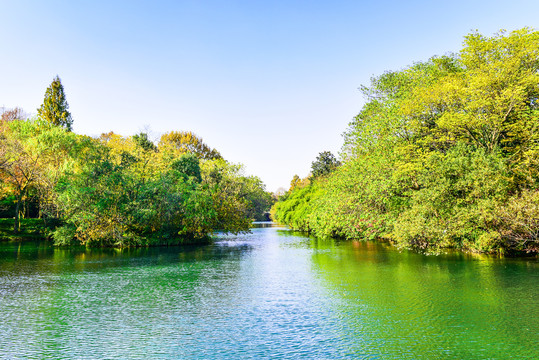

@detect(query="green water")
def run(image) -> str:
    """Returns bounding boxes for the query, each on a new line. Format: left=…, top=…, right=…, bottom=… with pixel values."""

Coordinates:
left=0, top=224, right=537, bottom=359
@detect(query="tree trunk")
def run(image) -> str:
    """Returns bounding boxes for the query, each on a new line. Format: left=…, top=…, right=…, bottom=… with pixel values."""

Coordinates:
left=13, top=193, right=22, bottom=233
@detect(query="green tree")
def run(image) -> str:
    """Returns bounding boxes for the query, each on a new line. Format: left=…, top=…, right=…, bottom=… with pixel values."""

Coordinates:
left=0, top=131, right=37, bottom=232
left=200, top=160, right=252, bottom=233
left=0, top=119, right=81, bottom=232
left=311, top=151, right=341, bottom=178
left=273, top=28, right=539, bottom=254
left=37, top=76, right=73, bottom=131
left=290, top=174, right=310, bottom=191
left=159, top=131, right=222, bottom=160
left=402, top=29, right=539, bottom=156
left=132, top=132, right=157, bottom=152
left=239, top=175, right=273, bottom=221
left=171, top=153, right=202, bottom=182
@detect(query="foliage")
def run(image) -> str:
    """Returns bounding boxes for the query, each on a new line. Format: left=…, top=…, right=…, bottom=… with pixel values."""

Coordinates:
left=0, top=119, right=81, bottom=232
left=159, top=131, right=222, bottom=160
left=50, top=137, right=268, bottom=246
left=273, top=28, right=539, bottom=254
left=271, top=181, right=324, bottom=232
left=240, top=175, right=274, bottom=221
left=493, top=189, right=539, bottom=253
left=1, top=118, right=269, bottom=246
left=391, top=144, right=511, bottom=250
left=311, top=151, right=341, bottom=178
left=171, top=153, right=202, bottom=182
left=37, top=76, right=73, bottom=131
left=1, top=107, right=27, bottom=121
left=289, top=174, right=310, bottom=192
left=132, top=132, right=157, bottom=152
left=201, top=160, right=259, bottom=229
left=0, top=218, right=47, bottom=241
left=53, top=154, right=217, bottom=247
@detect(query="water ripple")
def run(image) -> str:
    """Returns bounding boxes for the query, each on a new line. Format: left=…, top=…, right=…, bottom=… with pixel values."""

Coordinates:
left=0, top=230, right=537, bottom=359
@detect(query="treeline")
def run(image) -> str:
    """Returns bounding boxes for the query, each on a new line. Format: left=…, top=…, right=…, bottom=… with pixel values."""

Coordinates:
left=1, top=79, right=272, bottom=247
left=272, top=28, right=539, bottom=254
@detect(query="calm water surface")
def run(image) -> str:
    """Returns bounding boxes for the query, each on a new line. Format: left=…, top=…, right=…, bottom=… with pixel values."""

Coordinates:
left=0, top=224, right=537, bottom=359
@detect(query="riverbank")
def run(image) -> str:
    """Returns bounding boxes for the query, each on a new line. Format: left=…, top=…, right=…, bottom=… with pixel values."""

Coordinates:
left=3, top=218, right=536, bottom=258
left=0, top=218, right=224, bottom=247
left=0, top=218, right=48, bottom=241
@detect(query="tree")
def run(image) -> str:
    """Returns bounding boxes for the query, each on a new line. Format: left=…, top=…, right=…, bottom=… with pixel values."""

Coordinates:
left=290, top=174, right=310, bottom=191
left=0, top=125, right=42, bottom=232
left=311, top=151, right=341, bottom=178
left=273, top=28, right=539, bottom=254
left=200, top=160, right=254, bottom=233
left=132, top=132, right=157, bottom=152
left=37, top=75, right=73, bottom=131
left=159, top=131, right=222, bottom=160
left=1, top=107, right=26, bottom=122
left=171, top=153, right=202, bottom=182
left=0, top=119, right=82, bottom=232
left=237, top=175, right=273, bottom=221
left=402, top=28, right=539, bottom=157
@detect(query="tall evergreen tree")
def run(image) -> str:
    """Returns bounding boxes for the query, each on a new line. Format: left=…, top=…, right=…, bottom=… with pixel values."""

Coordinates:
left=37, top=75, right=73, bottom=131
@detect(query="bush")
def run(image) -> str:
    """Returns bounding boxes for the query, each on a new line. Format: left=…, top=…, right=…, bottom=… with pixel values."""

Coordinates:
left=495, top=190, right=539, bottom=253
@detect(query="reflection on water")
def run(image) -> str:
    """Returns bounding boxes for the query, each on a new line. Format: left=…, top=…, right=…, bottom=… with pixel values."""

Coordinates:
left=0, top=228, right=537, bottom=359
left=309, top=238, right=539, bottom=359
left=250, top=221, right=282, bottom=228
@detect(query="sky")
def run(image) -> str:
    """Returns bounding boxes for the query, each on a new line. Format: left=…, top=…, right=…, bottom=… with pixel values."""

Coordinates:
left=1, top=0, right=538, bottom=192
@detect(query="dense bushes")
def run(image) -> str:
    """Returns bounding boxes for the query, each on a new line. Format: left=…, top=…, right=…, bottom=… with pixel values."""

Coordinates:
left=1, top=119, right=272, bottom=246
left=273, top=28, right=539, bottom=254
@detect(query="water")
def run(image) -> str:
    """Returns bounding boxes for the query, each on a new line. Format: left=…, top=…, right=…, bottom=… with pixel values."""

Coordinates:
left=0, top=224, right=537, bottom=359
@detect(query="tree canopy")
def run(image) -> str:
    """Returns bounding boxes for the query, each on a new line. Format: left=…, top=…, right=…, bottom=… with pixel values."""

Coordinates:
left=37, top=75, right=73, bottom=131
left=1, top=107, right=26, bottom=122
left=0, top=119, right=272, bottom=246
left=311, top=151, right=341, bottom=178
left=159, top=131, right=222, bottom=160
left=273, top=28, right=539, bottom=254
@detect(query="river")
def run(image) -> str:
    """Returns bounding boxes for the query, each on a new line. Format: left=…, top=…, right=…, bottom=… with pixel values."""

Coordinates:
left=0, top=223, right=537, bottom=359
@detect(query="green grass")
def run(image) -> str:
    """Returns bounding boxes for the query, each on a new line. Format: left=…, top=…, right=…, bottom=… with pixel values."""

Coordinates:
left=0, top=218, right=49, bottom=241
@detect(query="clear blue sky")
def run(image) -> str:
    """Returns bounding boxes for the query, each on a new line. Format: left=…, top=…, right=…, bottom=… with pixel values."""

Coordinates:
left=1, top=0, right=538, bottom=192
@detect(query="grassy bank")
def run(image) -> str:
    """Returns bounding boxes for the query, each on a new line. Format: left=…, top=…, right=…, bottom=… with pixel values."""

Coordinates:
left=0, top=218, right=49, bottom=241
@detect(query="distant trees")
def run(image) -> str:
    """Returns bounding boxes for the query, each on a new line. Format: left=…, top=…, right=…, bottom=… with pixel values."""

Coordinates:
left=311, top=151, right=340, bottom=178
left=1, top=107, right=26, bottom=122
left=240, top=176, right=274, bottom=221
left=290, top=174, right=310, bottom=191
left=159, top=131, right=222, bottom=160
left=37, top=75, right=73, bottom=131
left=0, top=75, right=275, bottom=245
left=132, top=132, right=157, bottom=152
